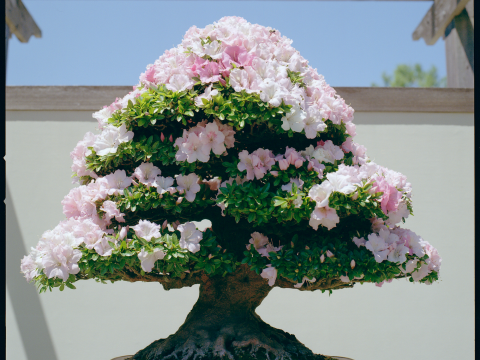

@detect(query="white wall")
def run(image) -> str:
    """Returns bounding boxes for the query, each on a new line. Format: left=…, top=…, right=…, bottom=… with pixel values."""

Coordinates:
left=6, top=111, right=474, bottom=360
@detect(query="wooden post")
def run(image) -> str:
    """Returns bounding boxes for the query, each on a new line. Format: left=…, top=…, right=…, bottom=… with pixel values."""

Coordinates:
left=444, top=0, right=474, bottom=87
left=413, top=0, right=474, bottom=88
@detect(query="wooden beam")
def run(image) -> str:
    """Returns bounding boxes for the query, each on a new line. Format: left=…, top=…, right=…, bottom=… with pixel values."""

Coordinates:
left=5, top=86, right=474, bottom=113
left=412, top=0, right=470, bottom=45
left=5, top=0, right=42, bottom=43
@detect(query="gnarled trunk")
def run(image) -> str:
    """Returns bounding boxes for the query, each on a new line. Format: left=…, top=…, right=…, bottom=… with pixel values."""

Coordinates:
left=133, top=266, right=334, bottom=360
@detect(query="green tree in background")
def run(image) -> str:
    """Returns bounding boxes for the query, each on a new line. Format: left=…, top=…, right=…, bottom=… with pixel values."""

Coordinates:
left=372, top=64, right=446, bottom=87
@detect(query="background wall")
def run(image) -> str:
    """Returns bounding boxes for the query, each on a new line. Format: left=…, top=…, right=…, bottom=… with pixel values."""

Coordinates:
left=6, top=110, right=474, bottom=360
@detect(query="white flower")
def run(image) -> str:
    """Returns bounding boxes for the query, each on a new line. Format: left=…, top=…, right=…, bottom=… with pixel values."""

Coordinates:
left=92, top=107, right=113, bottom=130
left=181, top=133, right=211, bottom=163
left=138, top=248, right=166, bottom=272
left=176, top=173, right=201, bottom=202
left=155, top=176, right=175, bottom=196
left=132, top=220, right=161, bottom=242
left=281, top=104, right=306, bottom=133
left=166, top=74, right=194, bottom=92
left=385, top=201, right=410, bottom=226
left=308, top=181, right=333, bottom=208
left=203, top=40, right=223, bottom=59
left=309, top=206, right=339, bottom=230
left=259, top=78, right=287, bottom=107
left=178, top=222, right=202, bottom=253
left=20, top=255, right=38, bottom=282
left=326, top=173, right=356, bottom=194
left=303, top=107, right=326, bottom=139
left=260, top=265, right=277, bottom=287
left=93, top=124, right=134, bottom=156
left=365, top=233, right=389, bottom=263
left=194, top=84, right=219, bottom=107
left=387, top=243, right=409, bottom=263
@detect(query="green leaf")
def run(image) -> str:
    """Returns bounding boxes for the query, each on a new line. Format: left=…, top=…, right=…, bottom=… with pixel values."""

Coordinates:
left=65, top=282, right=76, bottom=290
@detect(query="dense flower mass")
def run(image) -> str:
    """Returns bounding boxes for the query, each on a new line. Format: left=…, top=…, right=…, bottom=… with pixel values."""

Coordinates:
left=21, top=16, right=440, bottom=293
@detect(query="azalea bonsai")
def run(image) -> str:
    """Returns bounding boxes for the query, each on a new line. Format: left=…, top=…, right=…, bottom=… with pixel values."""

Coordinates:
left=21, top=16, right=441, bottom=360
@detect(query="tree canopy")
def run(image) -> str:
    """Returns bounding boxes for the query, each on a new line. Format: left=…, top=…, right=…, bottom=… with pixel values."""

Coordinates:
left=21, top=17, right=441, bottom=295
left=372, top=63, right=446, bottom=87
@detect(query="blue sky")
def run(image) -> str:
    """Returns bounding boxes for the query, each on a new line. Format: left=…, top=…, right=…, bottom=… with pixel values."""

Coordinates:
left=6, top=0, right=446, bottom=87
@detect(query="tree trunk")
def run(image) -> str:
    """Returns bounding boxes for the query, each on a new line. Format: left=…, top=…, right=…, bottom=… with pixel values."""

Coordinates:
left=132, top=266, right=333, bottom=360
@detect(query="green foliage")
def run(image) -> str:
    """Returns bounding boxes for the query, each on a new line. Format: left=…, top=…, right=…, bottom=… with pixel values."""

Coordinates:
left=372, top=63, right=446, bottom=87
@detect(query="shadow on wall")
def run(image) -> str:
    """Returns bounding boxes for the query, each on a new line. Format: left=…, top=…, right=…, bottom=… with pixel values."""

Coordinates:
left=6, top=183, right=58, bottom=360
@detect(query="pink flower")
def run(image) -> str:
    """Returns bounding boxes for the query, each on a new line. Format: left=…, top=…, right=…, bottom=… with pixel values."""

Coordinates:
left=105, top=170, right=132, bottom=196
left=199, top=122, right=226, bottom=155
left=278, top=159, right=289, bottom=170
left=100, top=200, right=125, bottom=224
left=326, top=250, right=334, bottom=258
left=371, top=176, right=403, bottom=215
left=221, top=45, right=254, bottom=69
left=181, top=132, right=211, bottom=163
left=198, top=61, right=222, bottom=83
left=284, top=147, right=305, bottom=168
left=238, top=150, right=261, bottom=180
left=20, top=255, right=38, bottom=282
left=176, top=173, right=201, bottom=202
left=215, top=120, right=235, bottom=148
left=133, top=162, right=161, bottom=187
left=132, top=220, right=161, bottom=242
left=350, top=260, right=356, bottom=269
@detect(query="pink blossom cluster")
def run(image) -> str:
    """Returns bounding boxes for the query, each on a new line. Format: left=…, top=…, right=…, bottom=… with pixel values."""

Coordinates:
left=352, top=224, right=441, bottom=283
left=236, top=145, right=327, bottom=182
left=308, top=161, right=412, bottom=231
left=237, top=149, right=276, bottom=180
left=131, top=162, right=204, bottom=203
left=61, top=170, right=131, bottom=229
left=70, top=132, right=98, bottom=182
left=70, top=124, right=134, bottom=184
left=20, top=218, right=108, bottom=282
left=129, top=16, right=355, bottom=139
left=134, top=220, right=203, bottom=272
left=174, top=120, right=235, bottom=163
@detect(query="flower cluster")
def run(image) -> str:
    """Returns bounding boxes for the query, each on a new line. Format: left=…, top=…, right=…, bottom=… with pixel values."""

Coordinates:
left=354, top=223, right=441, bottom=284
left=174, top=120, right=235, bottom=163
left=22, top=17, right=441, bottom=292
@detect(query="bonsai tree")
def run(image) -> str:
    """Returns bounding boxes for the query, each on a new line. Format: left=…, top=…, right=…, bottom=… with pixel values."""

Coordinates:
left=21, top=16, right=441, bottom=360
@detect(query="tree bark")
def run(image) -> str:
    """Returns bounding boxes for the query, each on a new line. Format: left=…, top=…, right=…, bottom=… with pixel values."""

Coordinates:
left=132, top=265, right=335, bottom=360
